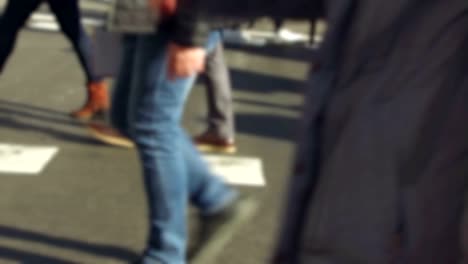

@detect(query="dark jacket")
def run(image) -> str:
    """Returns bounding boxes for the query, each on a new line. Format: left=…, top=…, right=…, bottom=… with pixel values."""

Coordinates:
left=180, top=0, right=468, bottom=263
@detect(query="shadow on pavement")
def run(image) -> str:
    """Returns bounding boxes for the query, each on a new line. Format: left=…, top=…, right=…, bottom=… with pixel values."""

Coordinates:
left=0, top=99, right=101, bottom=145
left=0, top=225, right=138, bottom=263
left=0, top=116, right=101, bottom=145
left=234, top=98, right=303, bottom=112
left=0, top=246, right=73, bottom=264
left=0, top=99, right=69, bottom=116
left=225, top=42, right=317, bottom=63
left=236, top=113, right=299, bottom=142
left=230, top=68, right=305, bottom=94
left=0, top=104, right=81, bottom=128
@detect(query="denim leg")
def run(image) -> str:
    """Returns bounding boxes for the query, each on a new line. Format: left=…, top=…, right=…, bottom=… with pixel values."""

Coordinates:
left=126, top=32, right=194, bottom=264
left=126, top=31, right=235, bottom=264
left=181, top=130, right=238, bottom=214
left=186, top=32, right=238, bottom=214
left=110, top=35, right=138, bottom=136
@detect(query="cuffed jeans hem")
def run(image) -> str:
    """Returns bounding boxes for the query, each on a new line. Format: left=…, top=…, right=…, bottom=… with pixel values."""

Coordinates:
left=141, top=250, right=184, bottom=264
left=202, top=189, right=239, bottom=216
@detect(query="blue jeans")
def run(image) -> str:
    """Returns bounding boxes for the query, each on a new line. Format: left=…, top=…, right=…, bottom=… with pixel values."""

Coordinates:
left=110, top=30, right=238, bottom=264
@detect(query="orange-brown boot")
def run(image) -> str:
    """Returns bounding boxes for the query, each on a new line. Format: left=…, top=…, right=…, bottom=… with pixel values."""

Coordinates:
left=71, top=81, right=110, bottom=121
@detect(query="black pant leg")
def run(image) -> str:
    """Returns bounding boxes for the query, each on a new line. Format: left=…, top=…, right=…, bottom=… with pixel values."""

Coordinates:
left=0, top=0, right=42, bottom=72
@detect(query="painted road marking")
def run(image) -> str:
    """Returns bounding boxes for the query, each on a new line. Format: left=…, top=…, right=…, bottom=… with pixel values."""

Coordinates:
left=204, top=155, right=265, bottom=187
left=0, top=143, right=264, bottom=186
left=223, top=28, right=310, bottom=46
left=0, top=144, right=58, bottom=175
left=27, top=21, right=60, bottom=32
left=27, top=13, right=104, bottom=32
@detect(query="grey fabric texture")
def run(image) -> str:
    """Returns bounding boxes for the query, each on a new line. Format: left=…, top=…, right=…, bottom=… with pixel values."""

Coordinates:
left=184, top=0, right=468, bottom=263
left=201, top=42, right=235, bottom=140
left=108, top=0, right=158, bottom=33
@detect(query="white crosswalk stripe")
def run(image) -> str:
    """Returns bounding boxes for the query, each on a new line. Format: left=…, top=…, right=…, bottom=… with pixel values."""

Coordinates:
left=0, top=144, right=58, bottom=175
left=204, top=155, right=266, bottom=187
left=27, top=12, right=105, bottom=32
left=0, top=143, right=265, bottom=188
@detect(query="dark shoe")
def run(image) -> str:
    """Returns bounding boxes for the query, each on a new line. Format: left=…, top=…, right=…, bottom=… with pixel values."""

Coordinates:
left=193, top=131, right=237, bottom=154
left=88, top=122, right=134, bottom=148
left=131, top=259, right=164, bottom=264
left=71, top=81, right=110, bottom=121
left=131, top=255, right=165, bottom=264
left=189, top=195, right=258, bottom=264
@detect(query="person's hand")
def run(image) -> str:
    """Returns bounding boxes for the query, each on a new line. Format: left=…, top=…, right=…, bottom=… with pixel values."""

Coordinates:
left=148, top=0, right=177, bottom=17
left=167, top=42, right=207, bottom=80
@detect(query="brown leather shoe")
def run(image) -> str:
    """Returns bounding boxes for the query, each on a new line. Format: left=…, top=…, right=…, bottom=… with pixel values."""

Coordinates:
left=194, top=131, right=237, bottom=154
left=88, top=123, right=134, bottom=148
left=71, top=81, right=110, bottom=121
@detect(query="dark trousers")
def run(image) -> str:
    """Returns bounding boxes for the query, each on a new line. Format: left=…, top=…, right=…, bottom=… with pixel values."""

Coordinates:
left=0, top=0, right=99, bottom=83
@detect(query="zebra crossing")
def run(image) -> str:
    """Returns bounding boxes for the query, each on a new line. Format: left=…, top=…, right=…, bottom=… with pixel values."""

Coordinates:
left=0, top=142, right=266, bottom=187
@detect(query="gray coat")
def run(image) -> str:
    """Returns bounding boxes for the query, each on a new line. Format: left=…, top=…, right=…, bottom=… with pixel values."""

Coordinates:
left=107, top=0, right=157, bottom=33
left=107, top=0, right=216, bottom=46
left=182, top=0, right=468, bottom=263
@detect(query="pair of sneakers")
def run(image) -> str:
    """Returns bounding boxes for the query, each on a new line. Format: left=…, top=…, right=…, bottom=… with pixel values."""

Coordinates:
left=132, top=195, right=257, bottom=264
